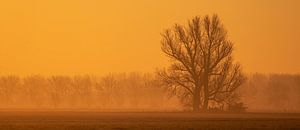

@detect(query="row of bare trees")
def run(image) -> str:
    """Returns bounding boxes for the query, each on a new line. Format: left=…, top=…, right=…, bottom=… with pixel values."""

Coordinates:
left=159, top=15, right=245, bottom=111
left=0, top=73, right=176, bottom=110
left=1, top=73, right=299, bottom=112
left=241, top=73, right=300, bottom=112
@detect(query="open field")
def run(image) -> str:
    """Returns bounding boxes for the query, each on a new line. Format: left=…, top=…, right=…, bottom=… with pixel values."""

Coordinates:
left=0, top=111, right=299, bottom=130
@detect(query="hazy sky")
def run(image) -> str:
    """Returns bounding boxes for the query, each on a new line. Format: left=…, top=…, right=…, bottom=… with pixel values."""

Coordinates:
left=0, top=0, right=299, bottom=76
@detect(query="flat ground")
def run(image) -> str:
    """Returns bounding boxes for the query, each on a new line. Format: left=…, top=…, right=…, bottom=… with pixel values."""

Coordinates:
left=0, top=111, right=299, bottom=130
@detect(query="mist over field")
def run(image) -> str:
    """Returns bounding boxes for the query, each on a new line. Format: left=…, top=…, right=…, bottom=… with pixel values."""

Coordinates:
left=0, top=73, right=298, bottom=112
left=0, top=73, right=179, bottom=110
left=241, top=73, right=300, bottom=112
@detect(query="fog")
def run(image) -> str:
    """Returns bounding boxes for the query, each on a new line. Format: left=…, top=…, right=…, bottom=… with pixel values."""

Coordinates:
left=0, top=72, right=179, bottom=111
left=241, top=73, right=300, bottom=112
left=0, top=72, right=299, bottom=112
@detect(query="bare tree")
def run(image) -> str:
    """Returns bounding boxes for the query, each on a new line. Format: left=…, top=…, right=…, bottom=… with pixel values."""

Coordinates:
left=101, top=73, right=117, bottom=106
left=160, top=14, right=245, bottom=111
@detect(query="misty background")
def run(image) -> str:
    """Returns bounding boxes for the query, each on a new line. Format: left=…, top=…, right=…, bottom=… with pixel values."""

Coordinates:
left=0, top=73, right=299, bottom=112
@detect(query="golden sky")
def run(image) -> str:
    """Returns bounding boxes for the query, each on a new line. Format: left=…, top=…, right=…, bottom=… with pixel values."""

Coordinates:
left=0, top=0, right=299, bottom=76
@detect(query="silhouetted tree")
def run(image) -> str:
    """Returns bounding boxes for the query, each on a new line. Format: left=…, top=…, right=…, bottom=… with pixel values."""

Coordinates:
left=160, top=14, right=245, bottom=111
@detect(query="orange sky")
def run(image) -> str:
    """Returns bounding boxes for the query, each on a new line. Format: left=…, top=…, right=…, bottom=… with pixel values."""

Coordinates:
left=0, top=0, right=299, bottom=76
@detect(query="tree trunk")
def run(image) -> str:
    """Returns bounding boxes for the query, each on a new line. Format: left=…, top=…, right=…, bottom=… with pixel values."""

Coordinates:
left=203, top=72, right=209, bottom=111
left=192, top=85, right=201, bottom=112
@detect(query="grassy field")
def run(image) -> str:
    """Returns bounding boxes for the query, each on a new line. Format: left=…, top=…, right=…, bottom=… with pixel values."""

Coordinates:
left=0, top=111, right=299, bottom=130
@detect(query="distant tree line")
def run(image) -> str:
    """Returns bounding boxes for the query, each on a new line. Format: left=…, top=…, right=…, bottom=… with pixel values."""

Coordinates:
left=0, top=73, right=299, bottom=112
left=0, top=73, right=177, bottom=110
left=241, top=73, right=300, bottom=112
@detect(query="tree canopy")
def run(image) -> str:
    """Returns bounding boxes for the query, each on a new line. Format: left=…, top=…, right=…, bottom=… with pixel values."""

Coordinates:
left=160, top=14, right=245, bottom=111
